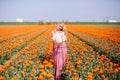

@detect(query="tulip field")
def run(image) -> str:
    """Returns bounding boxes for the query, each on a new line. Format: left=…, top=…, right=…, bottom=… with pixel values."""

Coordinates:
left=0, top=25, right=120, bottom=80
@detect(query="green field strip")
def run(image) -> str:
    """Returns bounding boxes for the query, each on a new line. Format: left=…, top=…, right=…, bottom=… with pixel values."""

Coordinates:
left=0, top=22, right=120, bottom=26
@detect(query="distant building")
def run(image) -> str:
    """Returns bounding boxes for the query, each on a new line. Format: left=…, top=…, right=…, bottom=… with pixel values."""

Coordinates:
left=16, top=18, right=23, bottom=22
left=108, top=20, right=117, bottom=23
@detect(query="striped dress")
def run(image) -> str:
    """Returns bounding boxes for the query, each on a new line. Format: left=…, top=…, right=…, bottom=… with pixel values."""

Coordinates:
left=52, top=31, right=67, bottom=80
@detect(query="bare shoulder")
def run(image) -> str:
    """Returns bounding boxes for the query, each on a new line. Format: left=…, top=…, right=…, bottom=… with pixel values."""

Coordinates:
left=52, top=30, right=55, bottom=32
left=52, top=30, right=57, bottom=35
left=62, top=31, right=65, bottom=34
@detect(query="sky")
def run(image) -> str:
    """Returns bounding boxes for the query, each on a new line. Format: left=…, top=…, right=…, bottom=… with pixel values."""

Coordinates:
left=0, top=0, right=120, bottom=22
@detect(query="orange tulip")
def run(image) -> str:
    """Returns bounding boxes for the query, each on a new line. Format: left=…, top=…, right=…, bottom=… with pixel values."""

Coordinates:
left=46, top=73, right=54, bottom=79
left=0, top=76, right=4, bottom=80
left=38, top=75, right=43, bottom=80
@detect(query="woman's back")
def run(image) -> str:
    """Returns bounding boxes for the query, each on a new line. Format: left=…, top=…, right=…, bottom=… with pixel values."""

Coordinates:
left=52, top=31, right=67, bottom=45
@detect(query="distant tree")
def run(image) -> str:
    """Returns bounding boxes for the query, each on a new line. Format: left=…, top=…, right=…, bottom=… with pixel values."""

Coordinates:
left=64, top=20, right=69, bottom=24
left=38, top=20, right=44, bottom=25
left=46, top=21, right=52, bottom=25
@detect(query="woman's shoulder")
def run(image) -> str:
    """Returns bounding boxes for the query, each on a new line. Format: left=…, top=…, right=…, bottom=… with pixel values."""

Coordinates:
left=52, top=30, right=56, bottom=33
left=52, top=30, right=58, bottom=35
left=52, top=30, right=54, bottom=33
left=52, top=30, right=55, bottom=35
left=61, top=31, right=65, bottom=34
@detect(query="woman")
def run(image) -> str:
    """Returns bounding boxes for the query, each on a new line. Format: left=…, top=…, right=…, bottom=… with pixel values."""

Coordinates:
left=52, top=22, right=68, bottom=80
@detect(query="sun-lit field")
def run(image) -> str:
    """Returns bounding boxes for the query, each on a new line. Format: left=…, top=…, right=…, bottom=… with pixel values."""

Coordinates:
left=0, top=25, right=120, bottom=80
